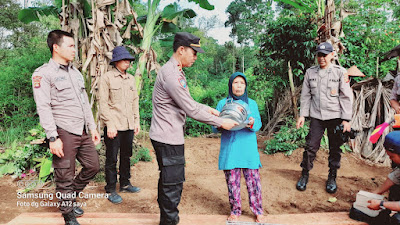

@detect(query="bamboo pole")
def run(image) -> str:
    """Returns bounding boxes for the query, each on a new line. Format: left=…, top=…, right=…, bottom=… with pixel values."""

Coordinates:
left=376, top=57, right=379, bottom=78
left=288, top=61, right=299, bottom=119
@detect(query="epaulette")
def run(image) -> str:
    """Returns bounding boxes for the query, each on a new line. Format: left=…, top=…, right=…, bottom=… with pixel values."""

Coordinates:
left=308, top=65, right=319, bottom=71
left=332, top=64, right=347, bottom=73
left=33, top=63, right=48, bottom=73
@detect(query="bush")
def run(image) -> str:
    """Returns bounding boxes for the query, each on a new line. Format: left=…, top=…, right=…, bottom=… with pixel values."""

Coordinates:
left=0, top=37, right=49, bottom=145
left=130, top=146, right=152, bottom=166
left=0, top=125, right=51, bottom=181
left=264, top=117, right=309, bottom=156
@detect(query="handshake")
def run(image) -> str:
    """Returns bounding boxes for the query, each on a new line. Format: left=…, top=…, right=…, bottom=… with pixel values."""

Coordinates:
left=334, top=124, right=357, bottom=143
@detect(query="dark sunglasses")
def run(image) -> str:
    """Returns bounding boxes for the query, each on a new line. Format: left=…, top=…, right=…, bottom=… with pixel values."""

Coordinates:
left=317, top=52, right=328, bottom=57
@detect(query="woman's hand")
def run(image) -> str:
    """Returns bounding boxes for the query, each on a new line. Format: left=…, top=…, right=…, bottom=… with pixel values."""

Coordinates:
left=246, top=117, right=254, bottom=128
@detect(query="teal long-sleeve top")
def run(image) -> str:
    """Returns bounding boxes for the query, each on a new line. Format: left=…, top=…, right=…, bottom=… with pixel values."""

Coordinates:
left=212, top=98, right=262, bottom=170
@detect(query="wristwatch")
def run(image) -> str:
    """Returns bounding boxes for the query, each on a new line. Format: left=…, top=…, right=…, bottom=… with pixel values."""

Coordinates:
left=49, top=136, right=57, bottom=142
left=379, top=200, right=386, bottom=210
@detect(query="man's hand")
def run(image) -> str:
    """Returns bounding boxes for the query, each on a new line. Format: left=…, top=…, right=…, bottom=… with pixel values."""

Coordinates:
left=208, top=108, right=220, bottom=116
left=107, top=128, right=118, bottom=139
left=342, top=120, right=351, bottom=133
left=50, top=138, right=64, bottom=158
left=134, top=125, right=141, bottom=136
left=246, top=117, right=255, bottom=128
left=390, top=99, right=400, bottom=114
left=91, top=129, right=101, bottom=145
left=367, top=199, right=381, bottom=210
left=296, top=116, right=305, bottom=129
left=221, top=119, right=239, bottom=130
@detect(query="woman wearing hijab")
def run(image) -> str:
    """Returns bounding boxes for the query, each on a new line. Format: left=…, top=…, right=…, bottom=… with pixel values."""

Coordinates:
left=213, top=72, right=265, bottom=223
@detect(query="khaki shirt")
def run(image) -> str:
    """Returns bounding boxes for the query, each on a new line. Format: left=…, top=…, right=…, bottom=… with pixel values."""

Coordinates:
left=98, top=67, right=140, bottom=131
left=300, top=64, right=353, bottom=121
left=390, top=74, right=400, bottom=101
left=32, top=59, right=96, bottom=138
left=149, top=57, right=224, bottom=145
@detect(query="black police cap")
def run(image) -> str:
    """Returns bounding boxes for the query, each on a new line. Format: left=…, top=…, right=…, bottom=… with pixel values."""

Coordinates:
left=174, top=32, right=205, bottom=53
left=316, top=42, right=334, bottom=54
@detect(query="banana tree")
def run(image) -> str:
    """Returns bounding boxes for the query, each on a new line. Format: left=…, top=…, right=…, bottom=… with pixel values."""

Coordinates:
left=134, top=1, right=202, bottom=93
left=18, top=0, right=214, bottom=126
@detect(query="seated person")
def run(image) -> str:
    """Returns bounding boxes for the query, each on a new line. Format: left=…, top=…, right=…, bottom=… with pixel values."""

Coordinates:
left=368, top=131, right=400, bottom=224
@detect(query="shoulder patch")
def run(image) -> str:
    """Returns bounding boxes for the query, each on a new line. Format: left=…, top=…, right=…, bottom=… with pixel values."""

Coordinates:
left=178, top=77, right=187, bottom=89
left=33, top=75, right=42, bottom=88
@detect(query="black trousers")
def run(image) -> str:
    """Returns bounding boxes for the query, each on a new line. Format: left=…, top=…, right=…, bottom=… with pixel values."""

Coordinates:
left=151, top=139, right=185, bottom=225
left=300, top=118, right=343, bottom=171
left=53, top=128, right=100, bottom=214
left=104, top=127, right=134, bottom=192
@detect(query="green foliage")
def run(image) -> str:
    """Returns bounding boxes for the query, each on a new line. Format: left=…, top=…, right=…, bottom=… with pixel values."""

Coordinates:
left=258, top=14, right=316, bottom=87
left=188, top=0, right=215, bottom=10
left=340, top=143, right=353, bottom=153
left=0, top=125, right=51, bottom=178
left=0, top=0, right=46, bottom=48
left=0, top=37, right=49, bottom=144
left=130, top=146, right=152, bottom=166
left=18, top=6, right=58, bottom=24
left=225, top=0, right=273, bottom=45
left=264, top=118, right=309, bottom=155
left=162, top=3, right=196, bottom=20
left=340, top=0, right=400, bottom=77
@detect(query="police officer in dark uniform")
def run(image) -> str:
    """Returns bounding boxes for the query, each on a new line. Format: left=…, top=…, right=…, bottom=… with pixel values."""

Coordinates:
left=149, top=32, right=238, bottom=225
left=32, top=30, right=100, bottom=225
left=296, top=42, right=353, bottom=194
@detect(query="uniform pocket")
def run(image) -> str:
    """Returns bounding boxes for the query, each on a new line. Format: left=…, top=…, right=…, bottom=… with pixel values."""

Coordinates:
left=110, top=81, right=122, bottom=102
left=161, top=155, right=185, bottom=185
left=310, top=81, right=318, bottom=95
left=52, top=159, right=71, bottom=169
left=328, top=82, right=339, bottom=97
left=54, top=81, right=74, bottom=101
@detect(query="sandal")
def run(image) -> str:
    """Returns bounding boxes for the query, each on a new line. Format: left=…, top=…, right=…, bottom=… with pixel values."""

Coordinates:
left=256, top=214, right=266, bottom=223
left=227, top=214, right=239, bottom=222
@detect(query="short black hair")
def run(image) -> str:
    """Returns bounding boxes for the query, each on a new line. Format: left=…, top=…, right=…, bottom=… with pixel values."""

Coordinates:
left=47, top=30, right=73, bottom=54
left=173, top=40, right=182, bottom=52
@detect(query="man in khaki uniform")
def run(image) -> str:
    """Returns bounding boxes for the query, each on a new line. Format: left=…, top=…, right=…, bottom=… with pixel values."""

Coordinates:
left=296, top=42, right=353, bottom=194
left=32, top=30, right=100, bottom=225
left=98, top=46, right=141, bottom=204
left=150, top=32, right=238, bottom=225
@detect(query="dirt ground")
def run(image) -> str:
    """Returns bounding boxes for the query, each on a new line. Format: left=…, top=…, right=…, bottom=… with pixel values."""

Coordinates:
left=0, top=135, right=392, bottom=224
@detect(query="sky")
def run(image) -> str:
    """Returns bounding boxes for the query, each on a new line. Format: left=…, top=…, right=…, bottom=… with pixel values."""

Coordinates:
left=149, top=0, right=235, bottom=44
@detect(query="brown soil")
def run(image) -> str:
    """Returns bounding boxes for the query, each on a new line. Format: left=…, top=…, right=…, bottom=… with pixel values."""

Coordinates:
left=0, top=135, right=391, bottom=224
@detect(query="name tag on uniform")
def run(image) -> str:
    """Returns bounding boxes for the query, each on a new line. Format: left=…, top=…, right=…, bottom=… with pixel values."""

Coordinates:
left=55, top=76, right=67, bottom=82
left=309, top=78, right=316, bottom=81
left=329, top=79, right=340, bottom=82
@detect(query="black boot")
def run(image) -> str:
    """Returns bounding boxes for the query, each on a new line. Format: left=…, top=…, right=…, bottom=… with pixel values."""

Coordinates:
left=296, top=169, right=309, bottom=191
left=63, top=211, right=80, bottom=225
left=326, top=169, right=337, bottom=193
left=73, top=206, right=84, bottom=217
